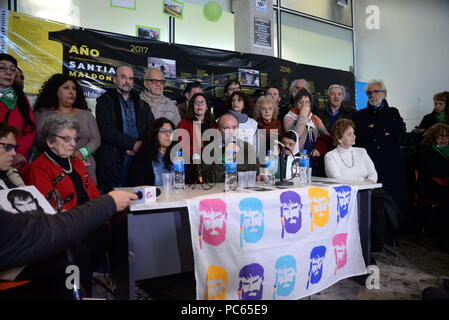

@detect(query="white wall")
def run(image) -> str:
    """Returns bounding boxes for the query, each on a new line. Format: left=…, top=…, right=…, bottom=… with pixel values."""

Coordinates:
left=354, top=0, right=449, bottom=131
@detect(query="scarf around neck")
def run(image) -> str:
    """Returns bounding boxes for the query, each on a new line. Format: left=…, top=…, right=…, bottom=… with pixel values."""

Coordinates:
left=0, top=87, right=18, bottom=110
left=432, top=143, right=449, bottom=159
left=228, top=109, right=249, bottom=123
left=435, top=111, right=447, bottom=123
left=140, top=90, right=162, bottom=109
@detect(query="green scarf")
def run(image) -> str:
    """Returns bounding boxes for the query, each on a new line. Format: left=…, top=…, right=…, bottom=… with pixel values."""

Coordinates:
left=435, top=111, right=447, bottom=123
left=0, top=88, right=17, bottom=110
left=432, top=143, right=449, bottom=159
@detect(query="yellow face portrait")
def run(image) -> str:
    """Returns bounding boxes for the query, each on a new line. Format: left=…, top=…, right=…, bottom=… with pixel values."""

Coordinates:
left=206, top=265, right=228, bottom=300
left=308, top=188, right=330, bottom=231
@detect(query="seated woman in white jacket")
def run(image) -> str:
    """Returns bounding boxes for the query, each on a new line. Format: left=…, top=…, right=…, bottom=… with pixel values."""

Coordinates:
left=325, top=119, right=378, bottom=183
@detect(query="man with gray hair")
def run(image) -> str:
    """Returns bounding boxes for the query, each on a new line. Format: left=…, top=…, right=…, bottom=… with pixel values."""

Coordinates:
left=318, top=84, right=356, bottom=131
left=140, top=67, right=181, bottom=126
left=279, top=79, right=318, bottom=120
left=353, top=79, right=408, bottom=215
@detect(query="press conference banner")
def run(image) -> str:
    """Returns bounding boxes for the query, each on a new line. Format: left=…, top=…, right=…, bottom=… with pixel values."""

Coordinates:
left=0, top=9, right=355, bottom=107
left=186, top=185, right=366, bottom=300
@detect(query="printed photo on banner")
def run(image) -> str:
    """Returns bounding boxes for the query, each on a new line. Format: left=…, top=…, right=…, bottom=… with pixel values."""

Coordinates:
left=148, top=57, right=177, bottom=78
left=255, top=0, right=268, bottom=13
left=110, top=0, right=136, bottom=10
left=0, top=186, right=56, bottom=215
left=163, top=0, right=184, bottom=19
left=136, top=25, right=160, bottom=40
left=239, top=68, right=260, bottom=87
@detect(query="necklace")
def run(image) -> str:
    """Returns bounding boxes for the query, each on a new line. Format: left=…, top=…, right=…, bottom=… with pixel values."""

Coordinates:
left=337, top=149, right=354, bottom=168
left=44, top=151, right=73, bottom=174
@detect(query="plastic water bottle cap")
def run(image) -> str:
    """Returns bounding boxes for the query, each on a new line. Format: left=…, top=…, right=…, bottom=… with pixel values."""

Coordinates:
left=302, top=149, right=307, bottom=154
left=268, top=150, right=273, bottom=155
left=177, top=150, right=182, bottom=156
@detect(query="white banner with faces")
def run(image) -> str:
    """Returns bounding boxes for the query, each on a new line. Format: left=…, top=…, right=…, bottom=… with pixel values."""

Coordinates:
left=187, top=184, right=366, bottom=300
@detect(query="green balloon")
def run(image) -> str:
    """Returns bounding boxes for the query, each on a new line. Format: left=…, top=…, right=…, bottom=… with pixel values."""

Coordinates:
left=203, top=1, right=222, bottom=22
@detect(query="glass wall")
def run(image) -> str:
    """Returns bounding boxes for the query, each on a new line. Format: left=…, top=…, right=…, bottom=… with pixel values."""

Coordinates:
left=281, top=0, right=352, bottom=27
left=17, top=0, right=170, bottom=42
left=174, top=0, right=234, bottom=51
left=280, top=12, right=353, bottom=71
left=15, top=0, right=354, bottom=71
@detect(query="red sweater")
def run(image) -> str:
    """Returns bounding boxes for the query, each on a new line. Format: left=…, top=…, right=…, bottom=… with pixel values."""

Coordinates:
left=28, top=153, right=100, bottom=210
left=177, top=119, right=216, bottom=160
left=0, top=98, right=36, bottom=159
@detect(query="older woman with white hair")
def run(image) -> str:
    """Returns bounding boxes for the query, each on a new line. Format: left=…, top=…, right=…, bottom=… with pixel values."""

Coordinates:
left=28, top=114, right=100, bottom=210
left=318, top=84, right=356, bottom=132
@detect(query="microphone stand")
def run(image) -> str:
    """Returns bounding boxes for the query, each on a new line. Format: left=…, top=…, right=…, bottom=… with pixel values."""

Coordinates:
left=47, top=189, right=82, bottom=300
left=275, top=145, right=293, bottom=187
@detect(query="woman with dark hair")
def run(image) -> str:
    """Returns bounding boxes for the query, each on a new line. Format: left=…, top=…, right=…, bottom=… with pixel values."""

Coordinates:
left=127, top=118, right=176, bottom=187
left=414, top=92, right=449, bottom=133
left=0, top=122, right=24, bottom=189
left=227, top=91, right=258, bottom=147
left=416, top=123, right=449, bottom=203
left=283, top=88, right=329, bottom=174
left=34, top=73, right=101, bottom=184
left=177, top=92, right=216, bottom=163
left=0, top=53, right=36, bottom=173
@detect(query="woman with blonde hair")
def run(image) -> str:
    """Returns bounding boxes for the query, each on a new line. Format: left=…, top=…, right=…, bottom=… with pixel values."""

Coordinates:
left=254, top=95, right=283, bottom=154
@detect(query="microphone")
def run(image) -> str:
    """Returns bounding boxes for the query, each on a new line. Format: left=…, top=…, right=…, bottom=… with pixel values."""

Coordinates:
left=192, top=153, right=203, bottom=184
left=274, top=139, right=292, bottom=154
left=132, top=186, right=161, bottom=205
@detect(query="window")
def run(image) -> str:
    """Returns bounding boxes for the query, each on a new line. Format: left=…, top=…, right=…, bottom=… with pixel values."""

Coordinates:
left=280, top=12, right=353, bottom=71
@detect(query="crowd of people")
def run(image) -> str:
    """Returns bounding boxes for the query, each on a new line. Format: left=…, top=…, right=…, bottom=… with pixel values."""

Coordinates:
left=1, top=51, right=448, bottom=299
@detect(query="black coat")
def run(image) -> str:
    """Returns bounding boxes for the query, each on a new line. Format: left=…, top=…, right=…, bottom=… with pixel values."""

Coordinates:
left=416, top=146, right=449, bottom=202
left=95, top=88, right=154, bottom=189
left=0, top=195, right=116, bottom=272
left=418, top=111, right=447, bottom=130
left=353, top=100, right=408, bottom=211
left=317, top=104, right=356, bottom=131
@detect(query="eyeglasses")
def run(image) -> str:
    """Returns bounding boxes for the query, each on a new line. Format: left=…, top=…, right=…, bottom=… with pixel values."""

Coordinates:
left=194, top=100, right=207, bottom=106
left=0, top=142, right=18, bottom=151
left=437, top=135, right=449, bottom=139
left=0, top=65, right=17, bottom=73
left=366, top=90, right=385, bottom=95
left=159, top=128, right=173, bottom=134
left=145, top=79, right=165, bottom=85
left=55, top=135, right=81, bottom=143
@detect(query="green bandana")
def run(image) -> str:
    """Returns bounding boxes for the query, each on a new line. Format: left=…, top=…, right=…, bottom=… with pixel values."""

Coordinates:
left=0, top=88, right=17, bottom=111
left=435, top=111, right=447, bottom=123
left=432, top=143, right=449, bottom=159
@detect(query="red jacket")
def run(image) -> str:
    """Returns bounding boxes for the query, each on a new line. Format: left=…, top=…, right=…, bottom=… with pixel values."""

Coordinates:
left=0, top=98, right=36, bottom=159
left=28, top=153, right=100, bottom=211
left=177, top=119, right=216, bottom=160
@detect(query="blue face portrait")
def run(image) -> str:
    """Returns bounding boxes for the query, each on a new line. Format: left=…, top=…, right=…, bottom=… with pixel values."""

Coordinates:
left=334, top=186, right=351, bottom=220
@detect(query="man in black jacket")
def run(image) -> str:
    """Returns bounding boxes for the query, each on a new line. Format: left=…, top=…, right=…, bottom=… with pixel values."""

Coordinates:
left=95, top=65, right=154, bottom=192
left=353, top=80, right=408, bottom=215
left=318, top=84, right=356, bottom=132
left=0, top=190, right=136, bottom=299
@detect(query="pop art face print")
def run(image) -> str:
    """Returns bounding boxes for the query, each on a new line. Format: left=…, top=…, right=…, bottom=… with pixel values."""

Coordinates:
left=199, top=198, right=228, bottom=248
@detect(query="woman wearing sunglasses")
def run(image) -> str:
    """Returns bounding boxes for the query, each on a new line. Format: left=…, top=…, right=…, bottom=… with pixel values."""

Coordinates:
left=0, top=122, right=24, bottom=189
left=34, top=73, right=101, bottom=185
left=28, top=114, right=100, bottom=210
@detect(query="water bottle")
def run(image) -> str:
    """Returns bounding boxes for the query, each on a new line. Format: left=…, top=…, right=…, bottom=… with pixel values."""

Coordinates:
left=225, top=149, right=237, bottom=192
left=298, top=149, right=311, bottom=185
left=173, top=150, right=185, bottom=190
left=264, top=150, right=277, bottom=187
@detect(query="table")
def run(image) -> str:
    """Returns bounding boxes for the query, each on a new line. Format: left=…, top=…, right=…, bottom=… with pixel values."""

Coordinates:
left=114, top=179, right=381, bottom=299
